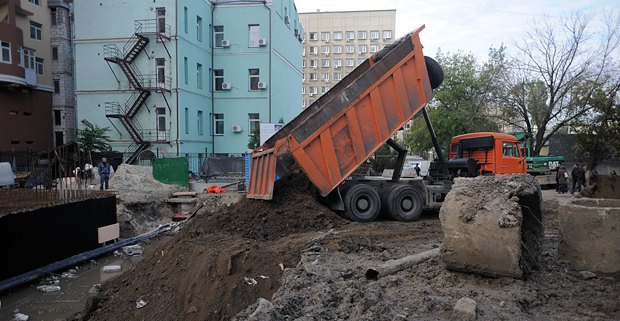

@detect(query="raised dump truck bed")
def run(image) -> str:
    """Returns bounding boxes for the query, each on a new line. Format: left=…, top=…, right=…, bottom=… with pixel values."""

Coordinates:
left=248, top=25, right=436, bottom=201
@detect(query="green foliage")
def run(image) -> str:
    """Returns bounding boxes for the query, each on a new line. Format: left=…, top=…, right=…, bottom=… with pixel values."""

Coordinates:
left=572, top=81, right=620, bottom=167
left=77, top=122, right=111, bottom=153
left=247, top=126, right=260, bottom=150
left=404, top=50, right=500, bottom=155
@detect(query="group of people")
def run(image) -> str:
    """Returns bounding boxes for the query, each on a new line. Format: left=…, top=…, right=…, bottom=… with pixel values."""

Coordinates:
left=556, top=163, right=586, bottom=194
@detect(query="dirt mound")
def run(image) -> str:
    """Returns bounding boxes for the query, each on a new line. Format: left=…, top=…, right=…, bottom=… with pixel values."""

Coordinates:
left=82, top=171, right=347, bottom=321
left=110, top=164, right=179, bottom=192
left=197, top=171, right=346, bottom=240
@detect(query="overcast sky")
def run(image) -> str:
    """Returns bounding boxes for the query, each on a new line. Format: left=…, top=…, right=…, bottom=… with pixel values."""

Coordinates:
left=295, top=0, right=618, bottom=59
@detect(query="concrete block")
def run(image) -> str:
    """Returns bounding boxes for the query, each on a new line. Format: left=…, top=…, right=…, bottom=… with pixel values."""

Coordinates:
left=97, top=223, right=119, bottom=244
left=439, top=175, right=543, bottom=278
left=558, top=198, right=620, bottom=273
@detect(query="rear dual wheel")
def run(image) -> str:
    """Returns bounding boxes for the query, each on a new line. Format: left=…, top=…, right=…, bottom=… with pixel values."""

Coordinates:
left=384, top=185, right=423, bottom=222
left=343, top=184, right=381, bottom=222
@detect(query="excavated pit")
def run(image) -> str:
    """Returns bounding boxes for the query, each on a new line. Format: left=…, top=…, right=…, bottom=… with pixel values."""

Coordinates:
left=439, top=174, right=543, bottom=278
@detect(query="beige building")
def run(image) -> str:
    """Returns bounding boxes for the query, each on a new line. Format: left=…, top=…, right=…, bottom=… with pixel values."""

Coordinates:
left=299, top=10, right=396, bottom=108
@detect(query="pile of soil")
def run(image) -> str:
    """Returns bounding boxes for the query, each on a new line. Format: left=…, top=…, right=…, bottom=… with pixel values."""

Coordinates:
left=80, top=170, right=348, bottom=321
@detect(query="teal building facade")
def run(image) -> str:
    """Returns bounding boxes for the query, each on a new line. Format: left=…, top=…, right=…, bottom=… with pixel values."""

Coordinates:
left=73, top=0, right=302, bottom=162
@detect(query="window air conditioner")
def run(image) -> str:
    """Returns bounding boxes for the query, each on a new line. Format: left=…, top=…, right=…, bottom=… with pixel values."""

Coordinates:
left=221, top=40, right=231, bottom=47
left=232, top=125, right=242, bottom=132
left=258, top=38, right=268, bottom=46
left=257, top=82, right=267, bottom=89
left=221, top=82, right=232, bottom=90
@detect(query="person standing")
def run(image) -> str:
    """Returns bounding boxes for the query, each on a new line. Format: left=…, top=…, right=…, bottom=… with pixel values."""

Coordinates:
left=571, top=164, right=579, bottom=194
left=557, top=164, right=568, bottom=194
left=98, top=157, right=111, bottom=190
left=577, top=165, right=586, bottom=192
left=414, top=163, right=421, bottom=177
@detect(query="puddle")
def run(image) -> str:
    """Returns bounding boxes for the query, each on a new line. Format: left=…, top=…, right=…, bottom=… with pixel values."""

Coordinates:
left=0, top=235, right=171, bottom=321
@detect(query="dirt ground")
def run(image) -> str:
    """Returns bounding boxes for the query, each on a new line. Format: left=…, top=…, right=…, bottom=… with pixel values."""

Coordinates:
left=75, top=173, right=619, bottom=321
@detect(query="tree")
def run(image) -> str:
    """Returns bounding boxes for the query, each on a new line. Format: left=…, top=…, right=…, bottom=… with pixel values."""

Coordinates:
left=404, top=49, right=501, bottom=155
left=572, top=78, right=620, bottom=168
left=77, top=122, right=111, bottom=153
left=247, top=127, right=260, bottom=150
left=498, top=12, right=620, bottom=155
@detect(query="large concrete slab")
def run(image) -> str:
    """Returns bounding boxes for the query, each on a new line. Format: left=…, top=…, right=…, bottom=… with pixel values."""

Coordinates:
left=558, top=198, right=620, bottom=273
left=439, top=174, right=543, bottom=278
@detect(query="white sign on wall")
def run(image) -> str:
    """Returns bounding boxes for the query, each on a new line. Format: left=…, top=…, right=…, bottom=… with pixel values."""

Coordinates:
left=260, top=123, right=284, bottom=146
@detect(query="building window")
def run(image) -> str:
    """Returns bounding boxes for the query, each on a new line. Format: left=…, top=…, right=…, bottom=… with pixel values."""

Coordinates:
left=321, top=45, right=329, bottom=54
left=345, top=45, right=354, bottom=54
left=333, top=32, right=342, bottom=40
left=357, top=58, right=365, bottom=65
left=370, top=30, right=380, bottom=40
left=185, top=108, right=189, bottom=134
left=333, top=72, right=342, bottom=81
left=301, top=60, right=305, bottom=68
left=383, top=30, right=392, bottom=39
left=321, top=72, right=330, bottom=81
left=196, top=16, right=203, bottom=42
left=249, top=68, right=260, bottom=91
left=309, top=72, right=318, bottom=81
left=213, top=69, right=224, bottom=91
left=358, top=45, right=367, bottom=53
left=309, top=32, right=318, bottom=40
left=30, top=21, right=42, bottom=40
left=370, top=44, right=380, bottom=53
left=35, top=57, right=43, bottom=74
left=53, top=79, right=60, bottom=93
left=156, top=8, right=166, bottom=34
left=309, top=86, right=317, bottom=95
left=301, top=86, right=305, bottom=94
left=213, top=26, right=224, bottom=48
left=309, top=59, right=317, bottom=68
left=345, top=31, right=354, bottom=40
left=54, top=110, right=62, bottom=126
left=52, top=46, right=58, bottom=60
left=320, top=32, right=330, bottom=42
left=321, top=59, right=329, bottom=68
left=196, top=63, right=203, bottom=89
left=184, top=57, right=188, bottom=85
left=28, top=0, right=40, bottom=5
left=249, top=24, right=260, bottom=47
left=50, top=8, right=57, bottom=26
left=1, top=41, right=10, bottom=63
left=333, top=59, right=342, bottom=68
left=197, top=110, right=204, bottom=135
left=302, top=47, right=306, bottom=57
left=213, top=113, right=224, bottom=135
left=358, top=31, right=367, bottom=40
left=184, top=7, right=188, bottom=33
left=249, top=113, right=260, bottom=136
left=333, top=45, right=342, bottom=54
left=54, top=132, right=63, bottom=146
left=309, top=46, right=317, bottom=55
left=23, top=48, right=35, bottom=69
left=321, top=86, right=330, bottom=94
left=345, top=58, right=355, bottom=67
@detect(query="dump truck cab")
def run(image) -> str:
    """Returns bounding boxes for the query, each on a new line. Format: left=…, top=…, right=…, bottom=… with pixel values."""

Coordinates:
left=448, top=132, right=527, bottom=176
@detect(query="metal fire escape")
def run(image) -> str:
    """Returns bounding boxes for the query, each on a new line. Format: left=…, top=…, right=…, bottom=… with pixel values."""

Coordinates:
left=103, top=20, right=172, bottom=164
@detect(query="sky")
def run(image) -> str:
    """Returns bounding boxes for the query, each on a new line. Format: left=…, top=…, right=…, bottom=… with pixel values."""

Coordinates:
left=295, top=0, right=619, bottom=59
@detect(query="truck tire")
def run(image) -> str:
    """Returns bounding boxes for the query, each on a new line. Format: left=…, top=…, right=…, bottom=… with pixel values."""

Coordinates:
left=424, top=56, right=443, bottom=89
left=385, top=185, right=423, bottom=221
left=343, top=184, right=381, bottom=222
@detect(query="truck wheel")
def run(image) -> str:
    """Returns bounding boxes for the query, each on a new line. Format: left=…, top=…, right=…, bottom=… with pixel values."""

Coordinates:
left=344, top=184, right=381, bottom=222
left=424, top=56, right=444, bottom=89
left=385, top=185, right=423, bottom=221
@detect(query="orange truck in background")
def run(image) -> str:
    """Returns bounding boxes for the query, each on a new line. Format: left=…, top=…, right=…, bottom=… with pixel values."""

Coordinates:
left=447, top=132, right=527, bottom=176
left=248, top=26, right=526, bottom=223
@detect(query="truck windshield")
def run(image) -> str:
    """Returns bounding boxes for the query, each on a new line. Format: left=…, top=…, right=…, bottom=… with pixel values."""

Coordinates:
left=502, top=142, right=520, bottom=157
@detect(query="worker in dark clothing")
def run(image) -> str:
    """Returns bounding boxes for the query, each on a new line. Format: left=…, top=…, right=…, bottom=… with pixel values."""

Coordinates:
left=571, top=164, right=579, bottom=194
left=557, top=164, right=568, bottom=194
left=578, top=165, right=586, bottom=190
left=98, top=157, right=111, bottom=190
left=414, top=163, right=421, bottom=177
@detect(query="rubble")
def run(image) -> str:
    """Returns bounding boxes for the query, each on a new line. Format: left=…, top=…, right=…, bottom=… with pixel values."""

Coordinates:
left=36, top=285, right=61, bottom=292
left=452, top=297, right=477, bottom=321
left=439, top=175, right=543, bottom=278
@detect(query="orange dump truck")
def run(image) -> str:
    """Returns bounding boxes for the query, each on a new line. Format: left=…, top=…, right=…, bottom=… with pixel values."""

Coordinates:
left=248, top=26, right=525, bottom=222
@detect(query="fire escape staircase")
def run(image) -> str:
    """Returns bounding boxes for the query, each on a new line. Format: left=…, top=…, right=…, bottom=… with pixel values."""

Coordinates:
left=103, top=20, right=171, bottom=164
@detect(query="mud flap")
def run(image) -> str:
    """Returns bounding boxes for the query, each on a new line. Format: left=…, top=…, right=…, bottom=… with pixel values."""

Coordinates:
left=324, top=186, right=345, bottom=211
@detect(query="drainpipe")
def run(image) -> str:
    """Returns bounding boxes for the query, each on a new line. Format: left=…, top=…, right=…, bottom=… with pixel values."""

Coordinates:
left=175, top=0, right=180, bottom=155
left=263, top=1, right=272, bottom=122
left=210, top=2, right=216, bottom=156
